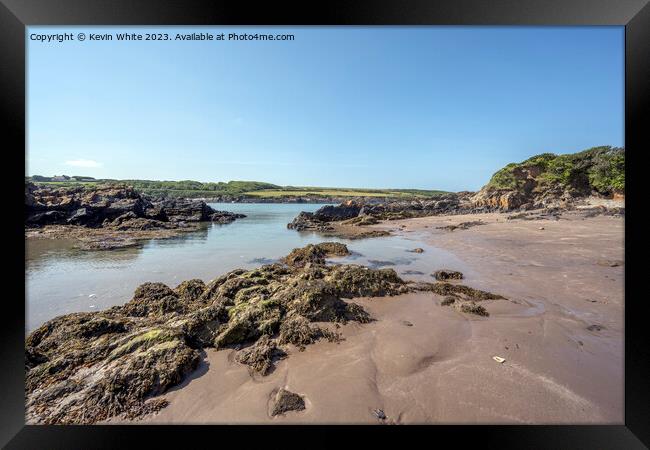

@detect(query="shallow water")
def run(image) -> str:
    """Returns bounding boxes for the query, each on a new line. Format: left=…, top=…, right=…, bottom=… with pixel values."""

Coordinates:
left=25, top=203, right=468, bottom=332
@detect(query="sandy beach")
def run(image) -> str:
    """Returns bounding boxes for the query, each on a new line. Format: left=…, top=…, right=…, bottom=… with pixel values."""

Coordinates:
left=138, top=210, right=624, bottom=424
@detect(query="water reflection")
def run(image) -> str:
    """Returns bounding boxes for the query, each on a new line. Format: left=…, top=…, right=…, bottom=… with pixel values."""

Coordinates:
left=25, top=203, right=470, bottom=332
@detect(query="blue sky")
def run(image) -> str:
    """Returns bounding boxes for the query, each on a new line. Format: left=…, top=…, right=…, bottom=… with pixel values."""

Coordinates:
left=27, top=26, right=624, bottom=191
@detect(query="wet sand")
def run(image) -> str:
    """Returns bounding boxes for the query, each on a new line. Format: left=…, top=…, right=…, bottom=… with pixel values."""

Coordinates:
left=140, top=211, right=624, bottom=424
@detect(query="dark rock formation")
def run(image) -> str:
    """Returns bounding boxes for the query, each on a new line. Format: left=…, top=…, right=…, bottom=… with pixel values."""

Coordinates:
left=210, top=210, right=247, bottom=224
left=25, top=183, right=245, bottom=231
left=287, top=194, right=479, bottom=233
left=270, top=388, right=306, bottom=416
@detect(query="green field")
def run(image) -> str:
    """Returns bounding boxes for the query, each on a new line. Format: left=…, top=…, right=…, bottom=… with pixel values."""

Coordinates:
left=244, top=188, right=443, bottom=198
left=27, top=177, right=449, bottom=199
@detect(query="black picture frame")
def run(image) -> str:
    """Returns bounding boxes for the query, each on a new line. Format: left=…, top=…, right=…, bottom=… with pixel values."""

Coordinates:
left=1, top=0, right=648, bottom=448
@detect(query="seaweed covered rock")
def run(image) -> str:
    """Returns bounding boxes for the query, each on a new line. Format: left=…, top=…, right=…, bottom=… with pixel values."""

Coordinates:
left=25, top=243, right=509, bottom=424
left=25, top=319, right=200, bottom=424
left=414, top=281, right=504, bottom=317
left=270, top=388, right=306, bottom=416
left=282, top=242, right=350, bottom=267
left=235, top=335, right=287, bottom=375
left=175, top=279, right=207, bottom=302
left=121, top=282, right=184, bottom=317
left=277, top=315, right=340, bottom=348
left=327, top=265, right=409, bottom=298
left=455, top=301, right=489, bottom=317
left=432, top=270, right=464, bottom=281
left=413, top=281, right=505, bottom=301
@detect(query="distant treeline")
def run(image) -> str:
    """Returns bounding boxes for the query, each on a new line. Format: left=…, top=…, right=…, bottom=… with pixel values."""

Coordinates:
left=26, top=177, right=448, bottom=199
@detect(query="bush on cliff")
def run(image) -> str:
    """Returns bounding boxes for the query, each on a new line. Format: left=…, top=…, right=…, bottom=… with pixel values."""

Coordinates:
left=485, top=146, right=624, bottom=196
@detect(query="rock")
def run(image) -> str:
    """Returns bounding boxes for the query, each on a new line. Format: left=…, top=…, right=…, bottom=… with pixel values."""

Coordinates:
left=312, top=202, right=362, bottom=221
left=344, top=229, right=391, bottom=239
left=408, top=248, right=424, bottom=253
left=210, top=210, right=247, bottom=224
left=328, top=265, right=408, bottom=298
left=282, top=242, right=350, bottom=267
left=25, top=184, right=243, bottom=231
left=455, top=301, right=489, bottom=316
left=75, top=236, right=140, bottom=251
left=432, top=270, right=464, bottom=281
left=286, top=202, right=361, bottom=231
left=270, top=388, right=305, bottom=416
left=278, top=315, right=339, bottom=349
left=401, top=270, right=425, bottom=275
left=372, top=408, right=387, bottom=420
left=26, top=210, right=68, bottom=226
left=587, top=324, right=606, bottom=332
left=341, top=215, right=380, bottom=226
left=286, top=211, right=323, bottom=231
left=121, top=282, right=184, bottom=317
left=440, top=296, right=456, bottom=306
left=596, top=259, right=623, bottom=267
left=287, top=194, right=474, bottom=234
left=235, top=335, right=287, bottom=375
left=367, top=260, right=396, bottom=268
left=436, top=221, right=485, bottom=232
left=416, top=281, right=505, bottom=301
left=153, top=198, right=215, bottom=222
left=175, top=279, right=206, bottom=302
left=25, top=243, right=507, bottom=424
left=470, top=147, right=625, bottom=211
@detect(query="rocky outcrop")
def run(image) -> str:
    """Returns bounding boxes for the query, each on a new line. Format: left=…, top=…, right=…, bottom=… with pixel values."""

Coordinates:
left=286, top=148, right=625, bottom=229
left=287, top=194, right=478, bottom=233
left=281, top=242, right=350, bottom=267
left=470, top=146, right=625, bottom=211
left=358, top=193, right=472, bottom=220
left=25, top=183, right=245, bottom=230
left=24, top=243, right=405, bottom=424
left=287, top=200, right=362, bottom=232
left=25, top=242, right=508, bottom=424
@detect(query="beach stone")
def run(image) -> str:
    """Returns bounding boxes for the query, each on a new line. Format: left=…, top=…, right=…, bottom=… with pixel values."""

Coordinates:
left=432, top=270, right=464, bottom=281
left=270, top=388, right=305, bottom=416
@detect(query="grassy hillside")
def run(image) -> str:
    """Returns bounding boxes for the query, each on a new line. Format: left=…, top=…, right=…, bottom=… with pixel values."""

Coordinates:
left=486, top=146, right=624, bottom=195
left=26, top=177, right=448, bottom=199
left=244, top=187, right=446, bottom=199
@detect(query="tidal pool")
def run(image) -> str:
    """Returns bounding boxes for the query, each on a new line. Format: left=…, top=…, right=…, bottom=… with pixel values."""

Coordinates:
left=26, top=203, right=468, bottom=332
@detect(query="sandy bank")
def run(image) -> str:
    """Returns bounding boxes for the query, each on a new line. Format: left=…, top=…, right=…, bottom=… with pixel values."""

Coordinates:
left=134, top=210, right=623, bottom=424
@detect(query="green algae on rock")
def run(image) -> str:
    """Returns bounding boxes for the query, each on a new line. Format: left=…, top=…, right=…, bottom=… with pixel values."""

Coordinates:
left=25, top=243, right=405, bottom=424
left=25, top=242, right=508, bottom=424
left=432, top=269, right=464, bottom=281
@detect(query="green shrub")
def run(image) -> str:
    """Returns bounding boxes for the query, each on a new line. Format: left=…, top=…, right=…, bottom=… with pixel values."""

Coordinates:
left=485, top=146, right=624, bottom=194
